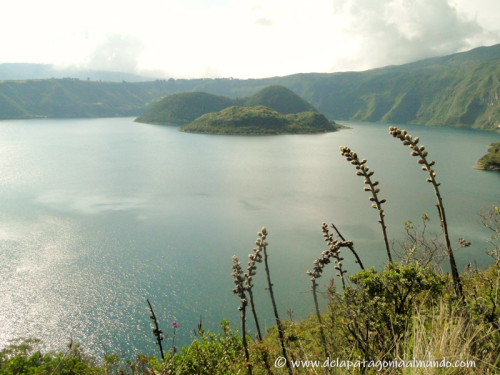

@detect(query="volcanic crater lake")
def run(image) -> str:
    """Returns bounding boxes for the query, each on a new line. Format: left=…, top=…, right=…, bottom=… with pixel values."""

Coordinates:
left=1, top=117, right=499, bottom=358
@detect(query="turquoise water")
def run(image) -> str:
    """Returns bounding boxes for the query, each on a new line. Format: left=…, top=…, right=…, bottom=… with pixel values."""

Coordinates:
left=0, top=117, right=499, bottom=358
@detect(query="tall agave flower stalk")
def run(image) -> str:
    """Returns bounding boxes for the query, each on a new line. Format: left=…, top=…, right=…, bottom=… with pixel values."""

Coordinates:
left=245, top=246, right=263, bottom=341
left=322, top=222, right=347, bottom=289
left=146, top=299, right=165, bottom=360
left=331, top=223, right=364, bottom=270
left=231, top=256, right=252, bottom=374
left=388, top=127, right=463, bottom=299
left=245, top=244, right=272, bottom=374
left=258, top=227, right=292, bottom=375
left=340, top=146, right=392, bottom=263
left=307, top=224, right=353, bottom=357
left=308, top=253, right=330, bottom=358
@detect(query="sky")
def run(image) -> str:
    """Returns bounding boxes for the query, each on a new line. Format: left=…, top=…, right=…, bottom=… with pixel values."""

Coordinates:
left=2, top=0, right=500, bottom=79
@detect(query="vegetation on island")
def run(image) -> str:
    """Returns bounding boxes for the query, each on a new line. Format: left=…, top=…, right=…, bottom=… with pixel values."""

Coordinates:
left=135, top=91, right=236, bottom=125
left=476, top=141, right=500, bottom=170
left=241, top=85, right=317, bottom=115
left=3, top=127, right=500, bottom=374
left=135, top=85, right=317, bottom=126
left=178, top=106, right=339, bottom=135
left=2, top=44, right=500, bottom=131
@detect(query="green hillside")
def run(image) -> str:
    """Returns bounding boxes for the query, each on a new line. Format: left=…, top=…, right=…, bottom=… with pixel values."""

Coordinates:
left=0, top=78, right=201, bottom=119
left=135, top=85, right=316, bottom=125
left=476, top=141, right=500, bottom=170
left=186, top=44, right=500, bottom=131
left=2, top=44, right=500, bottom=131
left=135, top=91, right=236, bottom=125
left=243, top=85, right=317, bottom=114
left=178, top=105, right=338, bottom=135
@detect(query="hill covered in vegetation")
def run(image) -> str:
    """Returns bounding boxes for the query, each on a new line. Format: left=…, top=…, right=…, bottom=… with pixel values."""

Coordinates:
left=476, top=141, right=500, bottom=170
left=2, top=44, right=500, bottom=131
left=135, top=85, right=317, bottom=125
left=0, top=79, right=185, bottom=119
left=178, top=106, right=339, bottom=135
left=242, top=85, right=317, bottom=114
left=135, top=91, right=236, bottom=125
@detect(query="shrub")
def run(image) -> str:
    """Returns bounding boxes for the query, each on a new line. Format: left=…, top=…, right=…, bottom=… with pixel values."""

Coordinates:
left=329, top=262, right=447, bottom=361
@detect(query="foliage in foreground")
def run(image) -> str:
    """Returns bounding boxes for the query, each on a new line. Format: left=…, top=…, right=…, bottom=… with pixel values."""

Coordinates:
left=3, top=261, right=500, bottom=374
left=0, top=339, right=102, bottom=375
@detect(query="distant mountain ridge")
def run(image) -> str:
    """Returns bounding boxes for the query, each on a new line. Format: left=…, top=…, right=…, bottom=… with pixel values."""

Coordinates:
left=135, top=85, right=317, bottom=125
left=1, top=44, right=500, bottom=131
left=0, top=63, right=156, bottom=82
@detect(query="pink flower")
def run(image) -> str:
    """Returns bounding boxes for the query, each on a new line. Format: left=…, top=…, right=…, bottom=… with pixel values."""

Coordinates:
left=172, top=322, right=179, bottom=329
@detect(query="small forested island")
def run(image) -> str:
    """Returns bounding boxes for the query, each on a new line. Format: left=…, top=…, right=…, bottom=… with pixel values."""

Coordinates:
left=476, top=141, right=500, bottom=170
left=135, top=85, right=319, bottom=126
left=136, top=85, right=341, bottom=135
left=178, top=105, right=341, bottom=135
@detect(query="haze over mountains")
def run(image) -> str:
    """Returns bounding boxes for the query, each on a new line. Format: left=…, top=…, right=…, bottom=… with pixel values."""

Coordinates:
left=0, top=63, right=156, bottom=82
left=1, top=44, right=500, bottom=131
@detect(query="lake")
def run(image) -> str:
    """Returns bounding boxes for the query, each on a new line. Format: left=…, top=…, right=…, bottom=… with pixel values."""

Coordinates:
left=0, top=117, right=499, bottom=358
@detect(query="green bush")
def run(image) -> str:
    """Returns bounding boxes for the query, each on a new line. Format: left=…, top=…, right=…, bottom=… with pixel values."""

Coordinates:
left=329, top=262, right=447, bottom=360
left=0, top=340, right=101, bottom=375
left=150, top=320, right=243, bottom=375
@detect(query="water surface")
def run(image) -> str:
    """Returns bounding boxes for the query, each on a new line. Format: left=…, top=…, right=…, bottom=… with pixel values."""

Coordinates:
left=0, top=118, right=499, bottom=358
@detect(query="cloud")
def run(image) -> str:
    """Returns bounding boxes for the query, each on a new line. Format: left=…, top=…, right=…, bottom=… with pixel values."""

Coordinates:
left=254, top=18, right=274, bottom=27
left=85, top=34, right=145, bottom=72
left=329, top=0, right=490, bottom=71
left=2, top=0, right=499, bottom=78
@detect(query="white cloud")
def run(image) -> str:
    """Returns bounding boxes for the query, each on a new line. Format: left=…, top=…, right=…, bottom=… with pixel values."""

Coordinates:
left=328, top=0, right=496, bottom=72
left=85, top=35, right=145, bottom=72
left=1, top=0, right=499, bottom=78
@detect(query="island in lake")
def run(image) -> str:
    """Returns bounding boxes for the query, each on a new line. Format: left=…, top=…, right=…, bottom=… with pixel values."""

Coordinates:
left=135, top=85, right=341, bottom=135
left=179, top=105, right=340, bottom=135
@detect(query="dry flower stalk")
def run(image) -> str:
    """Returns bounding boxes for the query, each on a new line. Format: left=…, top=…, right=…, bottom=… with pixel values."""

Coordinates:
left=331, top=223, right=364, bottom=270
left=389, top=126, right=463, bottom=300
left=232, top=255, right=252, bottom=374
left=340, top=146, right=392, bottom=262
left=258, top=227, right=292, bottom=375
left=307, top=223, right=353, bottom=358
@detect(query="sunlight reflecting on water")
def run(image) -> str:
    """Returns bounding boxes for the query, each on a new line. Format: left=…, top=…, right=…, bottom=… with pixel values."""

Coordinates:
left=0, top=117, right=499, bottom=358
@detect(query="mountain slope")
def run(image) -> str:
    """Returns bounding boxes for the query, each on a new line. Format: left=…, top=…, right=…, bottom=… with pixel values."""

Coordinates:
left=0, top=79, right=203, bottom=119
left=184, top=44, right=500, bottom=130
left=1, top=44, right=500, bottom=130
